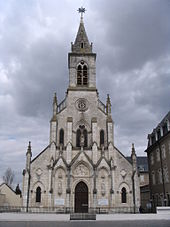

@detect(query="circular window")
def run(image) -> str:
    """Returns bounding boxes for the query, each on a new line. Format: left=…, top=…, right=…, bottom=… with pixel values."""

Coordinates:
left=75, top=98, right=88, bottom=111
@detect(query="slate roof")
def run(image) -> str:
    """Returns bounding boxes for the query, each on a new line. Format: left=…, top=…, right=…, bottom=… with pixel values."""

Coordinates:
left=126, top=156, right=148, bottom=172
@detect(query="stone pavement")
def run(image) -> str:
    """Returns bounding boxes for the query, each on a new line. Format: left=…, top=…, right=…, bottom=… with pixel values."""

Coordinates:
left=0, top=213, right=170, bottom=222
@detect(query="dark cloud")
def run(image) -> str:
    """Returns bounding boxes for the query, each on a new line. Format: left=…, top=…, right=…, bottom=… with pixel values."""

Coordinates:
left=12, top=36, right=68, bottom=117
left=90, top=0, right=170, bottom=72
left=0, top=0, right=170, bottom=184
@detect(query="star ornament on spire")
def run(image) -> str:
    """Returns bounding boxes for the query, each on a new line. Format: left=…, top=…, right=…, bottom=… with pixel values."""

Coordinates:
left=78, top=7, right=86, bottom=19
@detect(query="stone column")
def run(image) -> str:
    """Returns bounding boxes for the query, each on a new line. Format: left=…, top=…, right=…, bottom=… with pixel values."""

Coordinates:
left=92, top=118, right=98, bottom=164
left=108, top=143, right=115, bottom=162
left=66, top=143, right=72, bottom=164
left=67, top=117, right=73, bottom=143
left=66, top=167, right=71, bottom=212
left=50, top=120, right=57, bottom=143
left=107, top=118, right=114, bottom=145
left=50, top=93, right=58, bottom=144
left=92, top=117, right=97, bottom=144
left=22, top=171, right=29, bottom=208
left=92, top=143, right=98, bottom=165
left=110, top=159, right=115, bottom=207
left=93, top=167, right=97, bottom=209
left=51, top=170, right=55, bottom=208
left=23, top=142, right=32, bottom=210
left=131, top=144, right=140, bottom=212
left=48, top=168, right=52, bottom=207
left=50, top=142, right=56, bottom=160
left=66, top=117, right=73, bottom=163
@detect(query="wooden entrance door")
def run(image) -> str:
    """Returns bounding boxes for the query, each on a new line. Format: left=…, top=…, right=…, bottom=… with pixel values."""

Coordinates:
left=75, top=181, right=88, bottom=213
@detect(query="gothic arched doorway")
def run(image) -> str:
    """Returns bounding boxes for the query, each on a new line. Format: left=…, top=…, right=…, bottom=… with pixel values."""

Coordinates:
left=75, top=181, right=88, bottom=213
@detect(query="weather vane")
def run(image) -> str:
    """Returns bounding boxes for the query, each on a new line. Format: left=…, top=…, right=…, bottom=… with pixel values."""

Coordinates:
left=78, top=7, right=86, bottom=19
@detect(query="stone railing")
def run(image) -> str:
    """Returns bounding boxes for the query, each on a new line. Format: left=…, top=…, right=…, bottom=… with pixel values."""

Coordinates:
left=98, top=99, right=106, bottom=113
left=58, top=98, right=66, bottom=113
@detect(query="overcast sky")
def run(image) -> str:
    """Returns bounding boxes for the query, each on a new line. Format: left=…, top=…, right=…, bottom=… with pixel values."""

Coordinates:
left=0, top=0, right=170, bottom=186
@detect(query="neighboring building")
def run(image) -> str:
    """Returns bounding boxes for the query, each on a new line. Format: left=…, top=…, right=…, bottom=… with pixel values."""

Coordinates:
left=137, top=157, right=149, bottom=187
left=145, top=111, right=170, bottom=207
left=126, top=156, right=149, bottom=187
left=22, top=11, right=140, bottom=213
left=0, top=183, right=22, bottom=207
left=127, top=156, right=150, bottom=211
left=137, top=157, right=150, bottom=211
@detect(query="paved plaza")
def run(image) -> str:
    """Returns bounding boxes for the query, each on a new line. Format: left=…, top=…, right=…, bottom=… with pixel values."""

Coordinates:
left=0, top=213, right=170, bottom=221
left=0, top=213, right=170, bottom=227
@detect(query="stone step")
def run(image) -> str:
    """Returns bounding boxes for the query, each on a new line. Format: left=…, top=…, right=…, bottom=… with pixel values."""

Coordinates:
left=70, top=213, right=96, bottom=220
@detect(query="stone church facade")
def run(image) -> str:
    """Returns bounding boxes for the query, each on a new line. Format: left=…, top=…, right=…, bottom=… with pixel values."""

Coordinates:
left=22, top=14, right=140, bottom=213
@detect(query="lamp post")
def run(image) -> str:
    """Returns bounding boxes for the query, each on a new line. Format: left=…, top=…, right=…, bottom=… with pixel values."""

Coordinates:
left=26, top=171, right=31, bottom=212
left=132, top=170, right=136, bottom=214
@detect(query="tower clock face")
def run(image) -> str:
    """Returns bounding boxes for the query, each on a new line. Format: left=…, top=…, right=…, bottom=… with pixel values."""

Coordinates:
left=76, top=98, right=88, bottom=111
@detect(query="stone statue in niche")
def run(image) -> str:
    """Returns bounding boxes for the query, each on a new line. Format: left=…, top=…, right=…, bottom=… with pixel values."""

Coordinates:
left=58, top=180, right=62, bottom=195
left=58, top=170, right=63, bottom=179
left=36, top=168, right=42, bottom=181
left=80, top=133, right=85, bottom=147
left=101, top=169, right=105, bottom=179
left=50, top=157, right=54, bottom=167
left=101, top=180, right=106, bottom=196
left=111, top=158, right=114, bottom=168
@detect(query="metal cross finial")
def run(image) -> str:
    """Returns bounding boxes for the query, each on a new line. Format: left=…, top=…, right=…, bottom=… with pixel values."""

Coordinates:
left=78, top=7, right=86, bottom=19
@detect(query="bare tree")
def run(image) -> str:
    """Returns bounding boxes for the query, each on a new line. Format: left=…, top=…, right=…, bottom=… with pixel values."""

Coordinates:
left=3, top=168, right=15, bottom=187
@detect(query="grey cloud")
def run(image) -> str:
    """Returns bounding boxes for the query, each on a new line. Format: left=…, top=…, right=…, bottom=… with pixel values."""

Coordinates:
left=0, top=0, right=170, bottom=184
left=12, top=36, right=68, bottom=117
left=89, top=0, right=170, bottom=72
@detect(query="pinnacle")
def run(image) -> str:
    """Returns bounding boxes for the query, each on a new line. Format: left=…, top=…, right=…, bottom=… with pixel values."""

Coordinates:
left=71, top=17, right=92, bottom=53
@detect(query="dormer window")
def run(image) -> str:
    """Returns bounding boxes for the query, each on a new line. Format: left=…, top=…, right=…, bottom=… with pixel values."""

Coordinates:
left=81, top=42, right=84, bottom=48
left=77, top=62, right=88, bottom=86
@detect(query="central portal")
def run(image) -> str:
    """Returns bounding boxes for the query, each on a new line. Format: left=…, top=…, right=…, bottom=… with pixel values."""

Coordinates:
left=75, top=181, right=88, bottom=213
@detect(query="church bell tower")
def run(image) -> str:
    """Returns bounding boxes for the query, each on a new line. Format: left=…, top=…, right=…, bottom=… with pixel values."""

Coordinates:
left=68, top=8, right=96, bottom=90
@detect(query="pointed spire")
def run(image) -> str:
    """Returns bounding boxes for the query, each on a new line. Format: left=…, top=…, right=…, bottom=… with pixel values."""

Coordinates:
left=131, top=143, right=136, bottom=155
left=71, top=7, right=92, bottom=53
left=106, top=94, right=111, bottom=115
left=131, top=143, right=137, bottom=169
left=26, top=141, right=32, bottom=156
left=53, top=92, right=58, bottom=116
left=26, top=141, right=32, bottom=171
left=53, top=92, right=57, bottom=104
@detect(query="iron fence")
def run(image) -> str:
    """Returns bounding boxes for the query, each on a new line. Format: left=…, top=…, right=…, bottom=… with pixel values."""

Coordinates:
left=0, top=206, right=143, bottom=214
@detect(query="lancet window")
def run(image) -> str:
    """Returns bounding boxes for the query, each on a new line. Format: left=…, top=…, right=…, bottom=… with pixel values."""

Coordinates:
left=100, top=130, right=104, bottom=147
left=59, top=129, right=64, bottom=145
left=76, top=129, right=81, bottom=147
left=77, top=61, right=88, bottom=86
left=121, top=187, right=127, bottom=203
left=36, top=186, right=41, bottom=203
